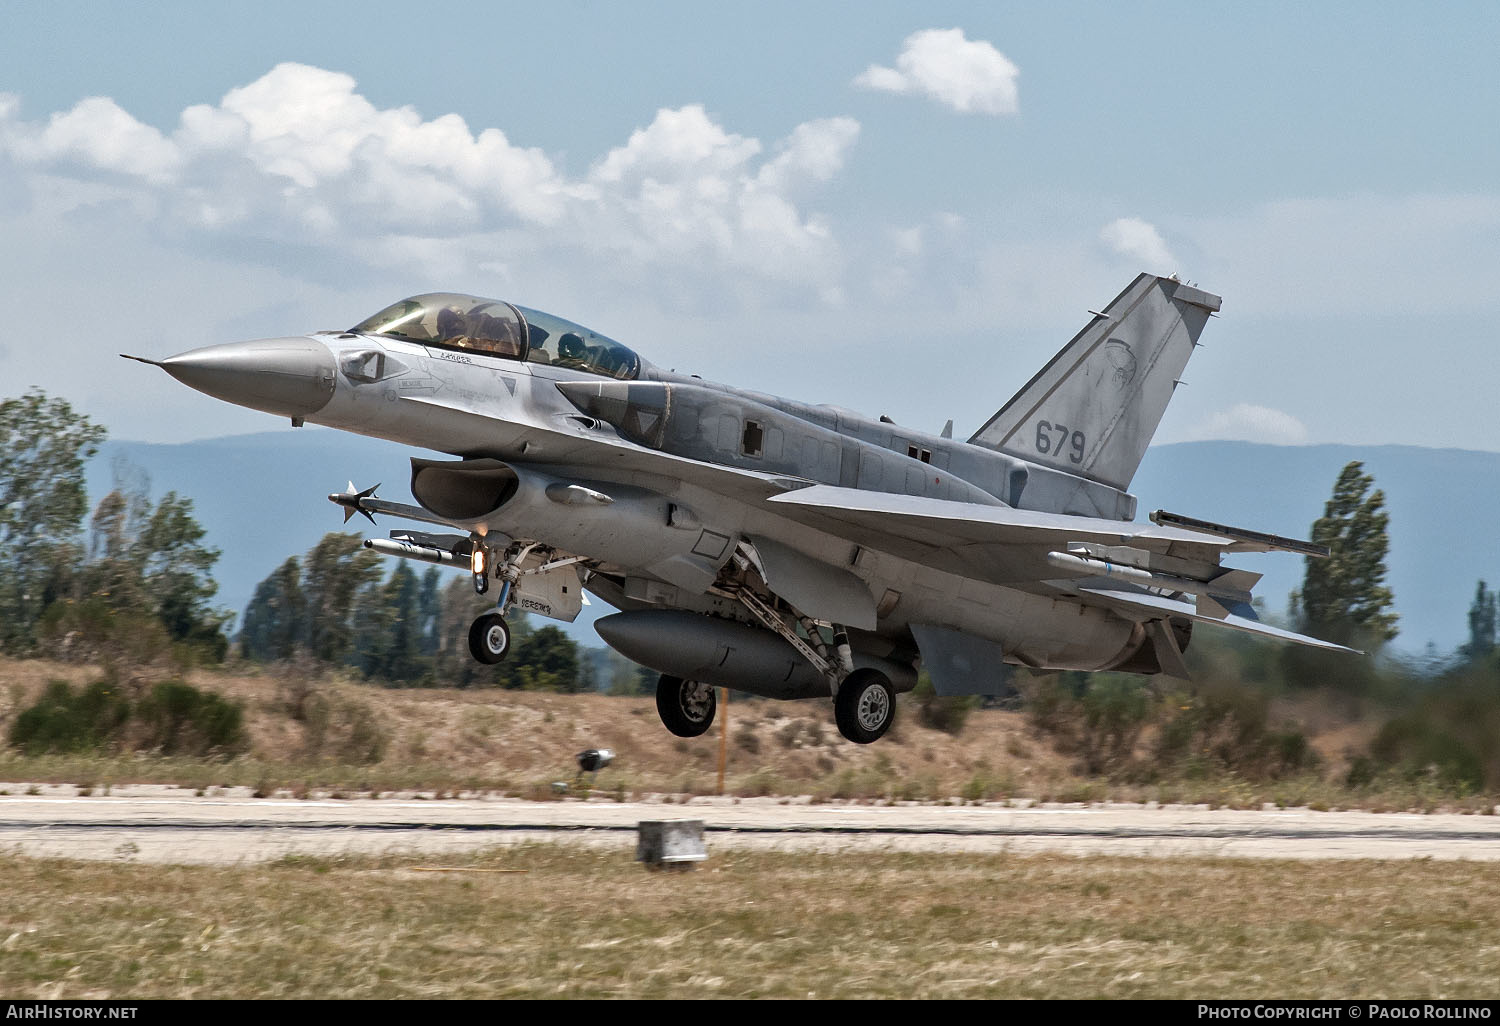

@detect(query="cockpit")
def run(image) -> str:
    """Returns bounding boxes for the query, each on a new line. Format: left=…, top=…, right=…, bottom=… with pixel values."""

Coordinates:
left=349, top=293, right=642, bottom=381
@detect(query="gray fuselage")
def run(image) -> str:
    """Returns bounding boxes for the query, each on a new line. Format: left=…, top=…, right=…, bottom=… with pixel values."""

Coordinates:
left=299, top=328, right=1151, bottom=675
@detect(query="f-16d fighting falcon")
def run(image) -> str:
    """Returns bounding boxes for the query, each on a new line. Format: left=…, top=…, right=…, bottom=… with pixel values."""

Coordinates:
left=126, top=274, right=1350, bottom=745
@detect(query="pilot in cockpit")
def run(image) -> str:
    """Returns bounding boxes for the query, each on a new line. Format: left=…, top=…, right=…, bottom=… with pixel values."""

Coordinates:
left=436, top=305, right=471, bottom=347
left=556, top=331, right=589, bottom=369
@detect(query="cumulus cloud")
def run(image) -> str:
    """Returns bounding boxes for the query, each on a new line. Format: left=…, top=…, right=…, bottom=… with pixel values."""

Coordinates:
left=578, top=106, right=858, bottom=295
left=1099, top=217, right=1176, bottom=273
left=1180, top=403, right=1310, bottom=445
left=593, top=104, right=760, bottom=185
left=756, top=117, right=861, bottom=192
left=854, top=29, right=1019, bottom=115
left=0, top=64, right=861, bottom=300
left=31, top=97, right=181, bottom=183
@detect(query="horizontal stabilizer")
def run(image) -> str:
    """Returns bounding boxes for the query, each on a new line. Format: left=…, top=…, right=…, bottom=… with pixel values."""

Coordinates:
left=1073, top=581, right=1361, bottom=654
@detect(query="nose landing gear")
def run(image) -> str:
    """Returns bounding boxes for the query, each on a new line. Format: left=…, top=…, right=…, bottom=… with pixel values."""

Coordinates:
left=462, top=541, right=593, bottom=665
left=464, top=539, right=537, bottom=665
left=468, top=612, right=512, bottom=664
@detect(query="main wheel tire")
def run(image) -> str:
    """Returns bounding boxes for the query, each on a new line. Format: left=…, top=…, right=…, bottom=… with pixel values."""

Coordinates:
left=655, top=674, right=716, bottom=738
left=834, top=668, right=895, bottom=744
left=468, top=613, right=511, bottom=664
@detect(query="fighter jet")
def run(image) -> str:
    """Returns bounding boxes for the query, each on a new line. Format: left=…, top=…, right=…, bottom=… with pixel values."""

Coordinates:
left=126, top=274, right=1350, bottom=745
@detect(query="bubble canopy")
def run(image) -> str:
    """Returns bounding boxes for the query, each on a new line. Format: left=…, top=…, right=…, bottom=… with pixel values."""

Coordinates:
left=349, top=293, right=641, bottom=380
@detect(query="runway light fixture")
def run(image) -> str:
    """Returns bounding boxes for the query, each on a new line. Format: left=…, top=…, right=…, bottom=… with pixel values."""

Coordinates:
left=577, top=748, right=614, bottom=773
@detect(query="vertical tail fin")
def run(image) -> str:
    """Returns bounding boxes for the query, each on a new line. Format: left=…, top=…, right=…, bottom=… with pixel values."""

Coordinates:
left=968, top=274, right=1220, bottom=491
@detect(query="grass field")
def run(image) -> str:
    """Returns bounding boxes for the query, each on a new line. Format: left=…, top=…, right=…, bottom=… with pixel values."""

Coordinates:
left=3, top=845, right=1498, bottom=999
left=4, top=659, right=1500, bottom=999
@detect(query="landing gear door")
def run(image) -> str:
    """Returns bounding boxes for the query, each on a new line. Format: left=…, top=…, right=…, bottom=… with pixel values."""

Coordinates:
left=513, top=563, right=586, bottom=622
left=747, top=535, right=877, bottom=631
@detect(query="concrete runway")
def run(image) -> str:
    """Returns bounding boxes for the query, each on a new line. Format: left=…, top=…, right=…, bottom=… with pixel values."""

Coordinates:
left=3, top=784, right=1499, bottom=864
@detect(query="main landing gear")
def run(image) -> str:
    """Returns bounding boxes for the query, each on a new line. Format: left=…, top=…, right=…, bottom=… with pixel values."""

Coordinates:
left=655, top=675, right=717, bottom=737
left=833, top=668, right=895, bottom=745
left=649, top=543, right=898, bottom=745
left=729, top=555, right=896, bottom=745
left=651, top=667, right=895, bottom=744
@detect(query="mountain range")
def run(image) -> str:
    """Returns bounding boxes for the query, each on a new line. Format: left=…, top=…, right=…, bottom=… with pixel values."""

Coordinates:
left=86, top=430, right=1499, bottom=659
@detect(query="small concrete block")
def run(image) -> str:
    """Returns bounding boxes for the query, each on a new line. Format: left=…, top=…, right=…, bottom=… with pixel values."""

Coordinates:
left=636, top=820, right=707, bottom=867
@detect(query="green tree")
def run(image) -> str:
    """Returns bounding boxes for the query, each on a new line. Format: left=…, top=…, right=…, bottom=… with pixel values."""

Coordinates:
left=607, top=661, right=657, bottom=696
left=301, top=533, right=382, bottom=663
left=244, top=542, right=590, bottom=689
left=83, top=486, right=152, bottom=613
left=417, top=567, right=442, bottom=658
left=1463, top=580, right=1496, bottom=661
left=136, top=491, right=228, bottom=654
left=499, top=625, right=582, bottom=691
left=71, top=483, right=228, bottom=661
left=243, top=533, right=380, bottom=666
left=1294, top=461, right=1398, bottom=644
left=0, top=390, right=106, bottom=653
left=240, top=557, right=306, bottom=661
left=353, top=561, right=426, bottom=683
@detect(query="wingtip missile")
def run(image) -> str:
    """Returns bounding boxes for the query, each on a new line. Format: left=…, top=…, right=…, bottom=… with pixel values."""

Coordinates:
left=329, top=482, right=381, bottom=524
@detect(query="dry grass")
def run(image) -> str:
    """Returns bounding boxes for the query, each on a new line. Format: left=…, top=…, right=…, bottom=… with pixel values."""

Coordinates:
left=2, top=657, right=1496, bottom=814
left=0, top=657, right=1074, bottom=801
left=1, top=846, right=1498, bottom=999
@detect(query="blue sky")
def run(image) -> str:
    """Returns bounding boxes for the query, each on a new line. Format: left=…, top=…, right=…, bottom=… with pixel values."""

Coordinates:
left=4, top=1, right=1499, bottom=455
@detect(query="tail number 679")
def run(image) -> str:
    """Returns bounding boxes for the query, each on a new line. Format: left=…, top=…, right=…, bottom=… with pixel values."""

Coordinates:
left=1035, top=421, right=1086, bottom=464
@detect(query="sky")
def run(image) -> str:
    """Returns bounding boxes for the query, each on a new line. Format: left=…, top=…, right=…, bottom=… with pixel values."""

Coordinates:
left=4, top=1, right=1500, bottom=458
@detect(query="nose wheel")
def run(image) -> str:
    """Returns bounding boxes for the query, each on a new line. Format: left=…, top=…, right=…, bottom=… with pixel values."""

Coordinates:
left=468, top=612, right=511, bottom=664
left=464, top=540, right=536, bottom=665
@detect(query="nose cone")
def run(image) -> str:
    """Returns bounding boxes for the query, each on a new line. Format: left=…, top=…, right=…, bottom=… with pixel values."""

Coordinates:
left=159, top=337, right=336, bottom=419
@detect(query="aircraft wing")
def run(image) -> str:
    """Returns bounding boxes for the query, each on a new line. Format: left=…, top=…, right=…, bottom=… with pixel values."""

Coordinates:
left=763, top=484, right=1354, bottom=644
left=766, top=484, right=1268, bottom=574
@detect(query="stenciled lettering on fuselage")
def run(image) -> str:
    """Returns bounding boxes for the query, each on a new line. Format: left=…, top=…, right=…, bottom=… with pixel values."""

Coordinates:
left=517, top=596, right=554, bottom=616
